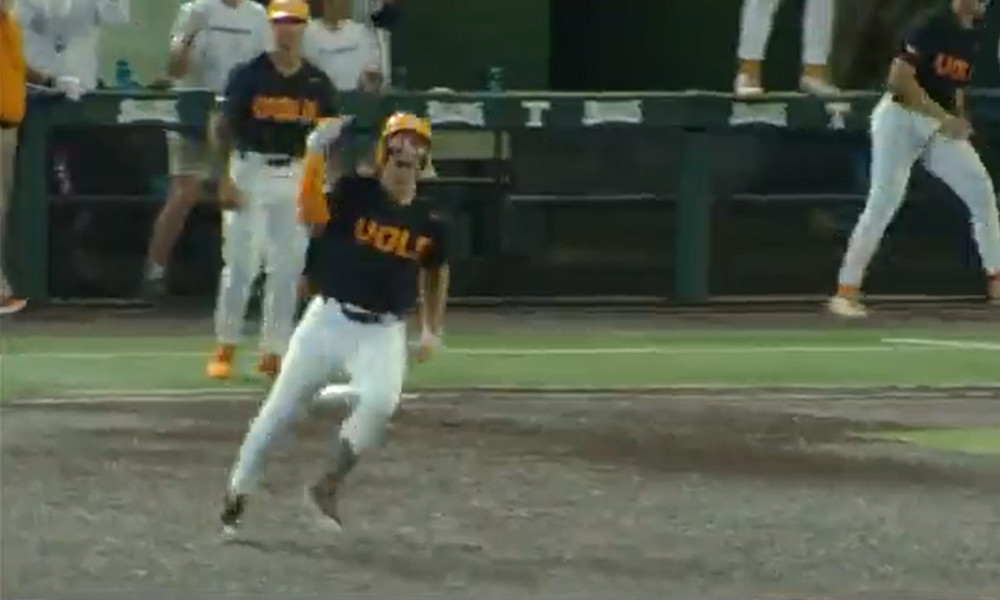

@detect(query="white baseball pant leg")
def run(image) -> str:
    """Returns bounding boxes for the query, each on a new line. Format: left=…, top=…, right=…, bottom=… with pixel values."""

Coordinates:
left=338, top=310, right=407, bottom=454
left=255, top=164, right=310, bottom=356
left=214, top=158, right=265, bottom=346
left=737, top=0, right=782, bottom=61
left=229, top=298, right=407, bottom=495
left=922, top=134, right=1000, bottom=276
left=838, top=97, right=929, bottom=288
left=802, top=0, right=834, bottom=66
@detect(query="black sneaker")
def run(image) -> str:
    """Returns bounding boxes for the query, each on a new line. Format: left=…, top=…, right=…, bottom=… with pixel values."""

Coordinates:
left=138, top=275, right=167, bottom=300
left=220, top=493, right=247, bottom=538
left=305, top=476, right=343, bottom=531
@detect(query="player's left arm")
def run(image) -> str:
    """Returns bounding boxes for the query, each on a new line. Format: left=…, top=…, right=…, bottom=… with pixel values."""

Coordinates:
left=95, top=0, right=130, bottom=25
left=416, top=213, right=451, bottom=360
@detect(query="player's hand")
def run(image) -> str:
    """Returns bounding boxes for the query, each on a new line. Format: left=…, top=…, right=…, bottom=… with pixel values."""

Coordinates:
left=296, top=275, right=314, bottom=300
left=53, top=76, right=85, bottom=101
left=940, top=116, right=973, bottom=140
left=413, top=328, right=442, bottom=364
left=218, top=176, right=244, bottom=211
left=358, top=66, right=384, bottom=94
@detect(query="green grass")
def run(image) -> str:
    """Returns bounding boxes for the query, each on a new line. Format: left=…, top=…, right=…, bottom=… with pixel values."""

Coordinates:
left=866, top=428, right=1000, bottom=455
left=2, top=325, right=1000, bottom=399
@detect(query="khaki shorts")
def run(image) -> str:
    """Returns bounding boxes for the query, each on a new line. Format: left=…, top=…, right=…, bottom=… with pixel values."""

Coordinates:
left=0, top=126, right=17, bottom=212
left=167, top=131, right=209, bottom=177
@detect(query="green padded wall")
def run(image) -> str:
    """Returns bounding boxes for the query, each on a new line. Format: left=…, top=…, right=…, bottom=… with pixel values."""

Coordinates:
left=391, top=0, right=550, bottom=91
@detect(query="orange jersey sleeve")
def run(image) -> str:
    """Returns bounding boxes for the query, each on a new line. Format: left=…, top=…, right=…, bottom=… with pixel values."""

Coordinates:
left=297, top=149, right=330, bottom=226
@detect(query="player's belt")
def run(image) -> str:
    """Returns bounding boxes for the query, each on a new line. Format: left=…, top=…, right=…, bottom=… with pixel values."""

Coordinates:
left=264, top=156, right=293, bottom=167
left=0, top=120, right=17, bottom=130
left=324, top=297, right=393, bottom=325
left=237, top=151, right=296, bottom=168
left=340, top=306, right=386, bottom=324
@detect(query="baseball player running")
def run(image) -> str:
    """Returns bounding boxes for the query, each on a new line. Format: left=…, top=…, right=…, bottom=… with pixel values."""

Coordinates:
left=142, top=0, right=270, bottom=296
left=735, top=0, right=838, bottom=95
left=220, top=112, right=449, bottom=534
left=829, top=0, right=1000, bottom=318
left=206, top=0, right=337, bottom=379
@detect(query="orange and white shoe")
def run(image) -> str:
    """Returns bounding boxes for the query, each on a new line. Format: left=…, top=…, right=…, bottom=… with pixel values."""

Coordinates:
left=206, top=344, right=237, bottom=380
left=0, top=296, right=27, bottom=316
left=827, top=295, right=868, bottom=319
left=256, top=353, right=281, bottom=380
left=799, top=75, right=840, bottom=96
left=799, top=64, right=839, bottom=97
left=734, top=72, right=764, bottom=97
left=734, top=59, right=764, bottom=97
left=988, top=273, right=1000, bottom=305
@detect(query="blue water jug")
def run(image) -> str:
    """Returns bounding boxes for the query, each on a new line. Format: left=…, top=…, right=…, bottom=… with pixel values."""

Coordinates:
left=114, top=59, right=136, bottom=89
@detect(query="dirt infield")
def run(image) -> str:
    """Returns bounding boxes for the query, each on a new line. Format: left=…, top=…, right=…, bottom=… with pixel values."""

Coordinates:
left=4, top=388, right=1000, bottom=599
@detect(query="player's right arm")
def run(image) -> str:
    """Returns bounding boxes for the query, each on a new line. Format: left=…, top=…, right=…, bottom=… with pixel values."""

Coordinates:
left=888, top=21, right=968, bottom=137
left=298, top=117, right=351, bottom=233
left=211, top=63, right=253, bottom=210
left=166, top=1, right=203, bottom=80
left=887, top=59, right=951, bottom=123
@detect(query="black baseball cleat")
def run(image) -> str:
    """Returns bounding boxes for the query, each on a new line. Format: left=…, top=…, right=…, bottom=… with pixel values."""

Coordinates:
left=305, top=476, right=344, bottom=532
left=138, top=276, right=167, bottom=301
left=220, top=493, right=247, bottom=538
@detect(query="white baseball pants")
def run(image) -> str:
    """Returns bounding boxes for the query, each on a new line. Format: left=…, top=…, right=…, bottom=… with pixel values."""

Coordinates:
left=229, top=296, right=407, bottom=495
left=838, top=95, right=1000, bottom=288
left=214, top=153, right=309, bottom=356
left=737, top=0, right=834, bottom=66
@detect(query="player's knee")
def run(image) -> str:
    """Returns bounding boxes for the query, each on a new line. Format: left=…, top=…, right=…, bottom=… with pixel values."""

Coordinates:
left=220, top=263, right=255, bottom=289
left=961, top=175, right=996, bottom=213
left=342, top=394, right=399, bottom=452
left=167, top=175, right=200, bottom=204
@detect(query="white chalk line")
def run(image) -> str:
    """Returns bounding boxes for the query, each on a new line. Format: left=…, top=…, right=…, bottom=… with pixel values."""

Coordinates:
left=8, top=384, right=1000, bottom=408
left=0, top=343, right=969, bottom=360
left=882, top=337, right=1000, bottom=351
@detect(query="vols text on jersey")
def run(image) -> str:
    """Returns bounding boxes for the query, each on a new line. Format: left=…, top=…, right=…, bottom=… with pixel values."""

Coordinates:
left=251, top=96, right=321, bottom=123
left=353, top=217, right=432, bottom=260
left=933, top=54, right=971, bottom=82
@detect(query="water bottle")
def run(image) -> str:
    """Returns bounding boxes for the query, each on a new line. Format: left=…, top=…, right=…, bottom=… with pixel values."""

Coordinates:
left=114, top=59, right=135, bottom=89
left=486, top=66, right=504, bottom=92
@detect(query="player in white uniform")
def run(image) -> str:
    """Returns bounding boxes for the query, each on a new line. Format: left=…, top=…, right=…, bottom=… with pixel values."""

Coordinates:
left=220, top=113, right=448, bottom=535
left=829, top=0, right=1000, bottom=317
left=141, top=0, right=270, bottom=295
left=16, top=0, right=129, bottom=94
left=302, top=0, right=384, bottom=92
left=206, top=0, right=338, bottom=380
left=734, top=0, right=837, bottom=95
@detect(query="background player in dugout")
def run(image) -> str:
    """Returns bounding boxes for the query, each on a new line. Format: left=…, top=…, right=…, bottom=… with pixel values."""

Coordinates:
left=829, top=0, right=1000, bottom=318
left=206, top=0, right=338, bottom=380
left=142, top=0, right=271, bottom=296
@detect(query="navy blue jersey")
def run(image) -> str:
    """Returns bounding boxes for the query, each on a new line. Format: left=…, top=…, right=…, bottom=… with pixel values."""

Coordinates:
left=223, top=53, right=338, bottom=158
left=898, top=8, right=978, bottom=111
left=306, top=176, right=449, bottom=317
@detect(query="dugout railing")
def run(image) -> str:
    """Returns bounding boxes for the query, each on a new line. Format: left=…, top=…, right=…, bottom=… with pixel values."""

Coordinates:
left=9, top=89, right=1000, bottom=306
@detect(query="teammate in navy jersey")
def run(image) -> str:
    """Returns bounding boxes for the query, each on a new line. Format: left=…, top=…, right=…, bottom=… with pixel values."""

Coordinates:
left=830, top=0, right=1000, bottom=318
left=206, top=0, right=339, bottom=381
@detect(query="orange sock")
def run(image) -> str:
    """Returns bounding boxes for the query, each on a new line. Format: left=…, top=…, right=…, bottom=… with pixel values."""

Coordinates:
left=802, top=63, right=829, bottom=80
left=836, top=284, right=860, bottom=298
left=739, top=59, right=762, bottom=79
